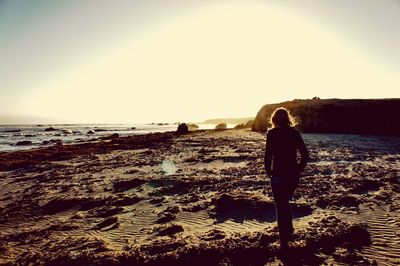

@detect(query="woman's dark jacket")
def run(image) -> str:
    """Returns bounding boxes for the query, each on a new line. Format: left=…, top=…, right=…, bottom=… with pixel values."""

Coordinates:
left=264, top=126, right=309, bottom=178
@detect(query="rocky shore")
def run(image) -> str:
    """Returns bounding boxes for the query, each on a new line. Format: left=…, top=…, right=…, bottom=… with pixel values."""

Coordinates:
left=1, top=129, right=399, bottom=265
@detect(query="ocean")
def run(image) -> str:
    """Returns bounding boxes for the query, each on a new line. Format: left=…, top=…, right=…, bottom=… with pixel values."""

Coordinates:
left=0, top=123, right=224, bottom=152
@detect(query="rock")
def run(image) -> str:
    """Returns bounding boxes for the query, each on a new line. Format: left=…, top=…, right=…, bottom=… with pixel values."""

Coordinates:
left=103, top=133, right=119, bottom=140
left=215, top=123, right=227, bottom=130
left=44, top=127, right=57, bottom=132
left=157, top=223, right=184, bottom=236
left=112, top=195, right=142, bottom=206
left=187, top=124, right=199, bottom=131
left=149, top=197, right=165, bottom=205
left=94, top=128, right=108, bottom=132
left=199, top=229, right=226, bottom=241
left=350, top=179, right=381, bottom=194
left=94, top=216, right=119, bottom=230
left=234, top=120, right=254, bottom=129
left=332, top=248, right=376, bottom=265
left=110, top=133, right=120, bottom=139
left=79, top=197, right=110, bottom=211
left=87, top=130, right=95, bottom=135
left=176, top=123, right=189, bottom=134
left=42, top=198, right=83, bottom=215
left=42, top=139, right=62, bottom=145
left=3, top=129, right=21, bottom=133
left=156, top=212, right=176, bottom=224
left=61, top=129, right=73, bottom=134
left=15, top=140, right=33, bottom=146
left=316, top=197, right=329, bottom=208
left=336, top=195, right=361, bottom=207
left=130, top=127, right=136, bottom=130
left=210, top=192, right=302, bottom=224
left=113, top=178, right=145, bottom=192
left=164, top=205, right=181, bottom=214
left=316, top=195, right=361, bottom=208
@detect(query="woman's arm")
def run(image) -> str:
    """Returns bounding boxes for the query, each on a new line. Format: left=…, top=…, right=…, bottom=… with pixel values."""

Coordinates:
left=264, top=131, right=273, bottom=175
left=297, top=132, right=309, bottom=172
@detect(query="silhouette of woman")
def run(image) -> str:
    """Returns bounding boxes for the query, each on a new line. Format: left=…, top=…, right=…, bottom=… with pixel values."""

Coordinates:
left=264, top=107, right=309, bottom=251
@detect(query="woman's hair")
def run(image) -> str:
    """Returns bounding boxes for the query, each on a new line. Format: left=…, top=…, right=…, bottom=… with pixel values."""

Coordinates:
left=270, top=107, right=297, bottom=128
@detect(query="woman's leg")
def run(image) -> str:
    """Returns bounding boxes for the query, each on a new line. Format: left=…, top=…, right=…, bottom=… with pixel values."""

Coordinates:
left=286, top=175, right=299, bottom=238
left=271, top=176, right=293, bottom=247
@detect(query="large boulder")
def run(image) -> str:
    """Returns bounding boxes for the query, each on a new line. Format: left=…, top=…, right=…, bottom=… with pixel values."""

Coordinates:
left=15, top=140, right=33, bottom=146
left=44, top=127, right=57, bottom=132
left=215, top=123, right=227, bottom=130
left=176, top=123, right=189, bottom=134
left=252, top=98, right=400, bottom=136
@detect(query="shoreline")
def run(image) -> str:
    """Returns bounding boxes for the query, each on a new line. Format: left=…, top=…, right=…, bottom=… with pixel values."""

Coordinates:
left=0, top=124, right=241, bottom=152
left=2, top=122, right=399, bottom=154
left=1, top=129, right=399, bottom=265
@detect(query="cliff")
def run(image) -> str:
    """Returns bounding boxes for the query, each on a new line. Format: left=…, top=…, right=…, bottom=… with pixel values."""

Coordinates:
left=252, top=98, right=400, bottom=136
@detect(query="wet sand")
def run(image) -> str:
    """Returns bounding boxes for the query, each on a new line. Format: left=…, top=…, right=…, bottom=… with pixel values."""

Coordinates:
left=0, top=129, right=399, bottom=265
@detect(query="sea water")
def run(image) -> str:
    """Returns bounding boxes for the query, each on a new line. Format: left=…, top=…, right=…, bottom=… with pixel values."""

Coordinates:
left=0, top=123, right=225, bottom=151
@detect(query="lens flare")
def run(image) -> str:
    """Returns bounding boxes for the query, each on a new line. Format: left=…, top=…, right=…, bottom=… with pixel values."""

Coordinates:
left=161, top=160, right=177, bottom=175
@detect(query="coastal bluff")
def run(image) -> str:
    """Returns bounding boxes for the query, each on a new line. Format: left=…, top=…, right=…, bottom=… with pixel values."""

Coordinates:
left=252, top=98, right=400, bottom=136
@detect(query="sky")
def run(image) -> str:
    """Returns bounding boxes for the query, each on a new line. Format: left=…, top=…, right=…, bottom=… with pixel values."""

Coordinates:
left=1, top=0, right=400, bottom=124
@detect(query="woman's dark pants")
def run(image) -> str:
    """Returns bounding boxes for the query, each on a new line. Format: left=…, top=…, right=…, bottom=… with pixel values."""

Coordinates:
left=270, top=175, right=299, bottom=246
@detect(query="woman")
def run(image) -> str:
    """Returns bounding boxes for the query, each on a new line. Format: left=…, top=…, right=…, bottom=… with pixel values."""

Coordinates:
left=264, top=107, right=309, bottom=251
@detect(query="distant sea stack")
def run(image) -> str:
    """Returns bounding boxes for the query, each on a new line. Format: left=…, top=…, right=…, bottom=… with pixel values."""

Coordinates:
left=252, top=98, right=400, bottom=136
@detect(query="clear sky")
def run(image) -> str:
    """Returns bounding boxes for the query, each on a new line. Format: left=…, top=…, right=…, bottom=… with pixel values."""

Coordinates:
left=1, top=0, right=400, bottom=124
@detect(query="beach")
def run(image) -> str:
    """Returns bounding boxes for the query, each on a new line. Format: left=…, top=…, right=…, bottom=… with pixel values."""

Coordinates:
left=1, top=128, right=399, bottom=265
